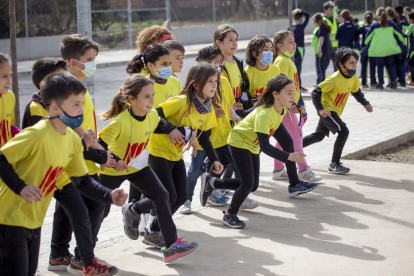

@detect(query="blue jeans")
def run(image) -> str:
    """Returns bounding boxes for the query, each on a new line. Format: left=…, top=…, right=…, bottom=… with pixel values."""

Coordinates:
left=187, top=150, right=207, bottom=202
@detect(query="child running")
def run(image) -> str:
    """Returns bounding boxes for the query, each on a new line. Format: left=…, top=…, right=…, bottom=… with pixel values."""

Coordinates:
left=273, top=31, right=322, bottom=183
left=0, top=53, right=20, bottom=147
left=97, top=74, right=198, bottom=263
left=312, top=13, right=331, bottom=84
left=303, top=47, right=373, bottom=173
left=213, top=24, right=251, bottom=108
left=200, top=74, right=318, bottom=229
left=0, top=72, right=127, bottom=276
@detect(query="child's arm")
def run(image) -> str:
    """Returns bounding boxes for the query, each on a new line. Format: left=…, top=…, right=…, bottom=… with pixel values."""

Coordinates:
left=155, top=107, right=186, bottom=145
left=311, top=86, right=331, bottom=117
left=258, top=132, right=305, bottom=163
left=70, top=175, right=127, bottom=206
left=318, top=36, right=325, bottom=57
left=196, top=129, right=223, bottom=174
left=301, top=10, right=310, bottom=27
left=0, top=151, right=43, bottom=203
left=235, top=106, right=256, bottom=118
left=74, top=126, right=105, bottom=151
left=352, top=89, right=372, bottom=112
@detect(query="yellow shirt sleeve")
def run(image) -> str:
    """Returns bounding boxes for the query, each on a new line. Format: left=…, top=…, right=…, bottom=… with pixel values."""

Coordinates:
left=30, top=101, right=48, bottom=118
left=98, top=117, right=122, bottom=146
left=274, top=56, right=290, bottom=76
left=319, top=76, right=336, bottom=94
left=351, top=75, right=362, bottom=92
left=1, top=127, right=36, bottom=164
left=159, top=96, right=187, bottom=119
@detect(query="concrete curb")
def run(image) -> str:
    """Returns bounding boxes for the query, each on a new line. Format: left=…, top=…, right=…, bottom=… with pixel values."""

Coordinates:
left=343, top=129, right=414, bottom=160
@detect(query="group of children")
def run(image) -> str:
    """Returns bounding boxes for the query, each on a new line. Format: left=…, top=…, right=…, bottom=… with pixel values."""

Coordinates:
left=0, top=4, right=383, bottom=275
left=300, top=2, right=414, bottom=90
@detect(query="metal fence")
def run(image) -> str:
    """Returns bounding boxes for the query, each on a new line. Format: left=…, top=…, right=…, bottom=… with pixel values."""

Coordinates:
left=1, top=0, right=412, bottom=49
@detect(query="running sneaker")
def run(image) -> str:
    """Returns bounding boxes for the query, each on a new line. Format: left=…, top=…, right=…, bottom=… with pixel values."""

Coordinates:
left=328, top=162, right=350, bottom=174
left=399, top=82, right=406, bottom=87
left=370, top=83, right=378, bottom=88
left=300, top=87, right=309, bottom=92
left=200, top=173, right=215, bottom=207
left=48, top=254, right=73, bottom=271
left=207, top=190, right=228, bottom=206
left=67, top=256, right=84, bottom=275
left=288, top=181, right=318, bottom=197
left=222, top=211, right=246, bottom=228
left=161, top=237, right=199, bottom=263
left=390, top=82, right=398, bottom=89
left=142, top=229, right=164, bottom=249
left=298, top=166, right=322, bottom=182
left=82, top=259, right=118, bottom=276
left=386, top=83, right=392, bottom=88
left=375, top=84, right=384, bottom=90
left=272, top=169, right=289, bottom=180
left=239, top=196, right=260, bottom=210
left=179, top=200, right=192, bottom=214
left=121, top=202, right=140, bottom=240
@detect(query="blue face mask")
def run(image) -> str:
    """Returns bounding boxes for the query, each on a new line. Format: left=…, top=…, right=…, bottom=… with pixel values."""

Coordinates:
left=259, top=51, right=274, bottom=66
left=57, top=105, right=84, bottom=128
left=154, top=66, right=173, bottom=79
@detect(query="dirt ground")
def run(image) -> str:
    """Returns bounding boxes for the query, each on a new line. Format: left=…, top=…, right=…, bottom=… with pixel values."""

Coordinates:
left=359, top=140, right=414, bottom=164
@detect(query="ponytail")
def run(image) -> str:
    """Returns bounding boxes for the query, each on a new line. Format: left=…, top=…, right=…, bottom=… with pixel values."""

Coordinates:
left=126, top=44, right=170, bottom=75
left=377, top=7, right=388, bottom=27
left=364, top=11, right=374, bottom=25
left=386, top=7, right=400, bottom=26
left=101, top=74, right=154, bottom=120
left=313, top=13, right=331, bottom=34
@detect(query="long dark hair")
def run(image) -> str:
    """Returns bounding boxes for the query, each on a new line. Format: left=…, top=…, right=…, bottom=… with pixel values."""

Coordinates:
left=180, top=62, right=222, bottom=114
left=364, top=11, right=374, bottom=25
left=255, top=75, right=293, bottom=108
left=386, top=7, right=400, bottom=26
left=313, top=13, right=332, bottom=34
left=101, top=74, right=154, bottom=120
left=246, top=35, right=273, bottom=67
left=126, top=44, right=170, bottom=74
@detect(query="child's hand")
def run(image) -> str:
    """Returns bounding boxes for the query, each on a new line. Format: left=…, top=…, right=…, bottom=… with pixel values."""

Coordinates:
left=365, top=104, right=373, bottom=113
left=233, top=102, right=243, bottom=110
left=168, top=129, right=186, bottom=145
left=292, top=8, right=302, bottom=15
left=186, top=132, right=198, bottom=157
left=106, top=150, right=116, bottom=167
left=215, top=108, right=225, bottom=118
left=212, top=161, right=224, bottom=175
left=319, top=109, right=331, bottom=118
left=20, top=185, right=43, bottom=204
left=83, top=129, right=96, bottom=148
left=111, top=188, right=128, bottom=206
left=288, top=152, right=307, bottom=163
left=115, top=160, right=129, bottom=173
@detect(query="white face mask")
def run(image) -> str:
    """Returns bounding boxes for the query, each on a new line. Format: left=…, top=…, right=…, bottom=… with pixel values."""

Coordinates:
left=75, top=60, right=97, bottom=77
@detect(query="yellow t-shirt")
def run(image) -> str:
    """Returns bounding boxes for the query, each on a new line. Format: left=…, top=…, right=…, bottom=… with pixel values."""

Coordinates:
left=228, top=106, right=286, bottom=154
left=148, top=95, right=217, bottom=161
left=28, top=99, right=72, bottom=189
left=0, top=120, right=88, bottom=229
left=209, top=76, right=236, bottom=149
left=99, top=109, right=160, bottom=176
left=274, top=54, right=301, bottom=103
left=80, top=89, right=100, bottom=175
left=141, top=69, right=149, bottom=76
left=151, top=76, right=183, bottom=109
left=29, top=101, right=48, bottom=118
left=318, top=71, right=361, bottom=116
left=245, top=64, right=281, bottom=98
left=222, top=60, right=242, bottom=99
left=0, top=91, right=15, bottom=147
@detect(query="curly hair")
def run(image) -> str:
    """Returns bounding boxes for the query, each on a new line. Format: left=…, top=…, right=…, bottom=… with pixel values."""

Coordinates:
left=135, top=23, right=174, bottom=54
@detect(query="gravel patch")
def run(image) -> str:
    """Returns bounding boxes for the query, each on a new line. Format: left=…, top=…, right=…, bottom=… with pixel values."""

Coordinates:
left=359, top=140, right=414, bottom=164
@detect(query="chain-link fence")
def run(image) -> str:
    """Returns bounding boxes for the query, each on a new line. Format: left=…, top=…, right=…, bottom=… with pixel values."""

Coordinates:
left=1, top=0, right=412, bottom=49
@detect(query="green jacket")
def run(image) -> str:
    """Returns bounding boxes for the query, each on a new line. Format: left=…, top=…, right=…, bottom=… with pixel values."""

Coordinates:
left=363, top=20, right=404, bottom=57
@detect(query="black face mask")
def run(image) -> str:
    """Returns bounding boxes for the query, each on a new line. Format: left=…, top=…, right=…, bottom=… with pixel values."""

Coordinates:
left=340, top=65, right=356, bottom=78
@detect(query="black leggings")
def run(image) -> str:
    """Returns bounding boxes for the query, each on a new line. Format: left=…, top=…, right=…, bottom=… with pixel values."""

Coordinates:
left=99, top=166, right=177, bottom=247
left=303, top=125, right=349, bottom=163
left=0, top=225, right=41, bottom=276
left=214, top=146, right=258, bottom=215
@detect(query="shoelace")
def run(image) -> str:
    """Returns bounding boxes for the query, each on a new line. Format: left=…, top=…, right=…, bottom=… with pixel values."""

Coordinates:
left=174, top=237, right=188, bottom=245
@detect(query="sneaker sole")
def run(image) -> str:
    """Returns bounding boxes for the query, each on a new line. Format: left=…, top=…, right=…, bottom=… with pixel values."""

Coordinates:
left=222, top=220, right=246, bottom=229
left=199, top=173, right=209, bottom=207
left=328, top=169, right=350, bottom=174
left=179, top=209, right=193, bottom=214
left=47, top=264, right=69, bottom=271
left=299, top=177, right=323, bottom=182
left=67, top=266, right=84, bottom=275
left=207, top=201, right=226, bottom=207
left=289, top=185, right=317, bottom=197
left=163, top=242, right=199, bottom=263
left=142, top=238, right=163, bottom=249
left=240, top=204, right=259, bottom=210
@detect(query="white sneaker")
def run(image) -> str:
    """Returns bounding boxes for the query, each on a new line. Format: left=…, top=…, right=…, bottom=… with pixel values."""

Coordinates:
left=272, top=169, right=289, bottom=180
left=179, top=200, right=192, bottom=214
left=298, top=166, right=322, bottom=182
left=240, top=197, right=259, bottom=210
